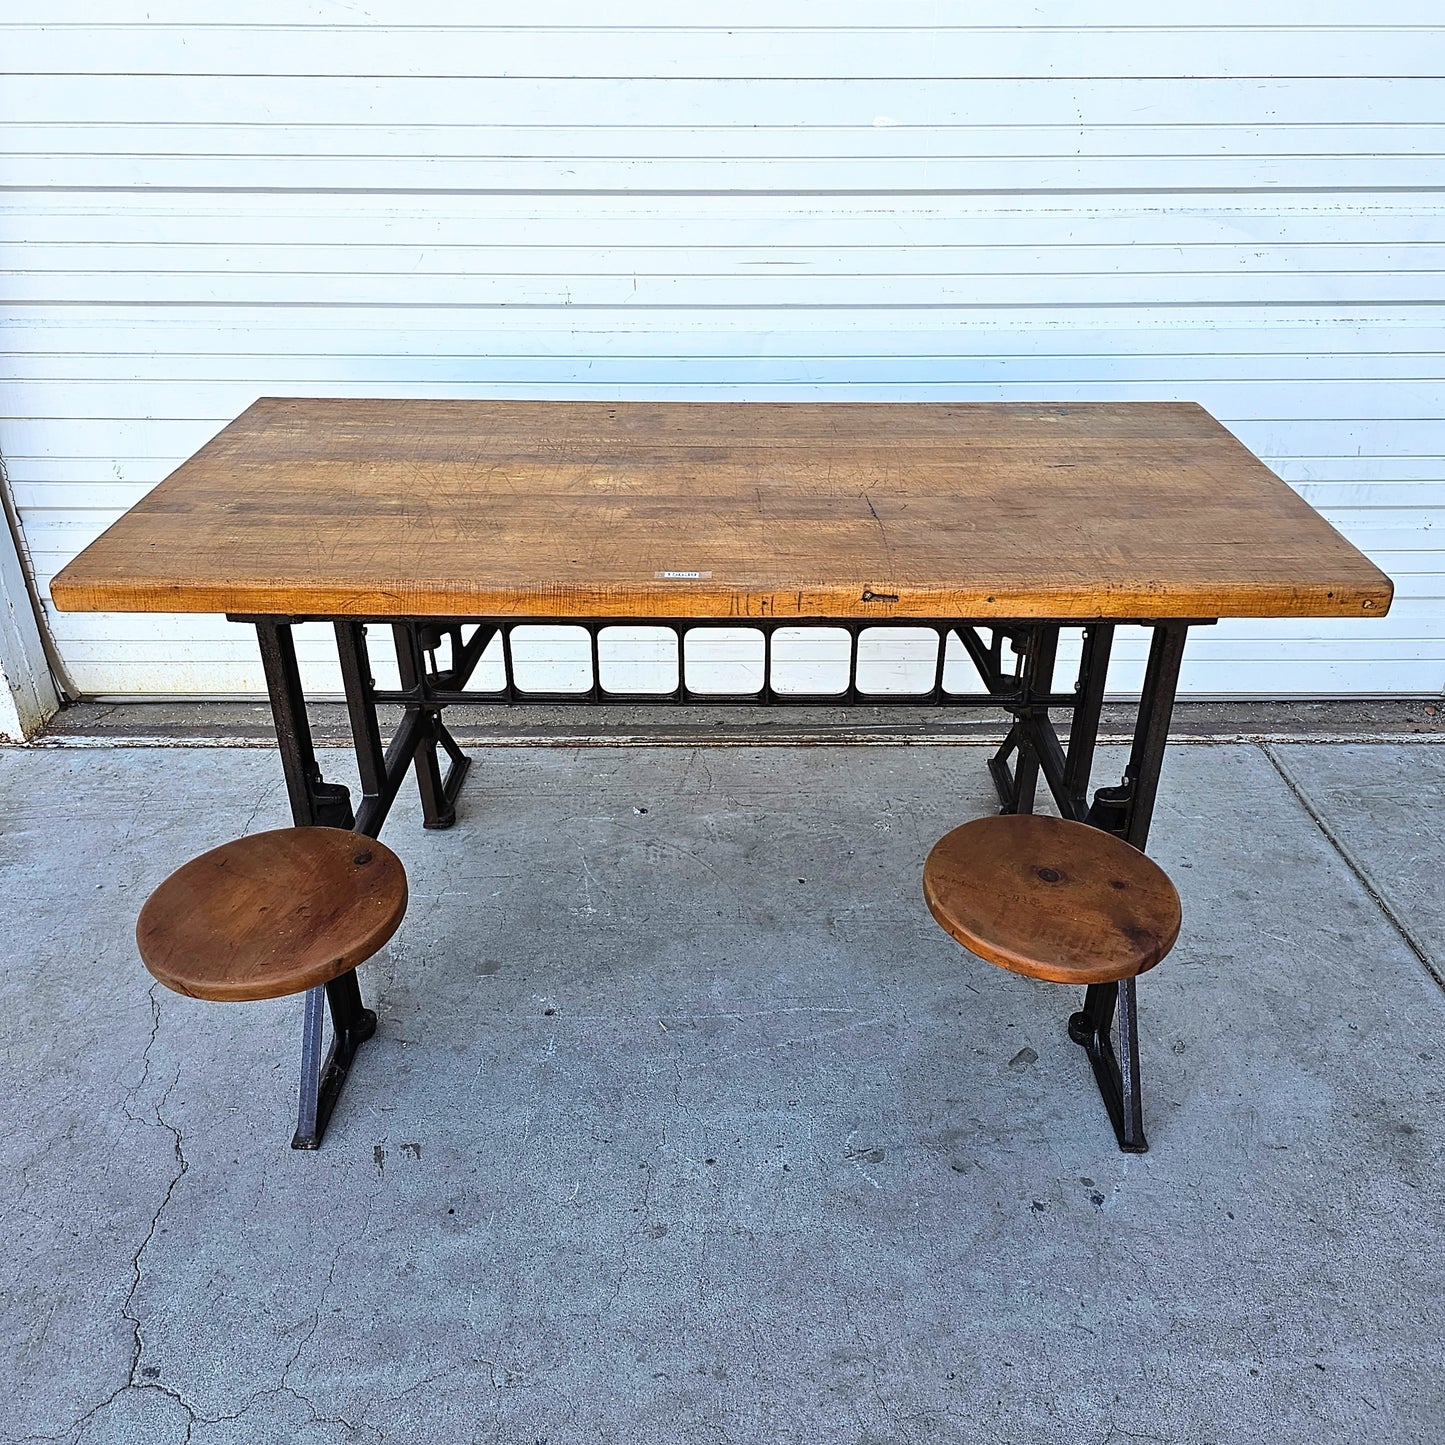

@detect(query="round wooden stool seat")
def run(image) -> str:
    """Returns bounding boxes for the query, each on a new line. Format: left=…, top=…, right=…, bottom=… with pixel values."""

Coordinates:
left=923, top=814, right=1180, bottom=985
left=137, top=827, right=408, bottom=1002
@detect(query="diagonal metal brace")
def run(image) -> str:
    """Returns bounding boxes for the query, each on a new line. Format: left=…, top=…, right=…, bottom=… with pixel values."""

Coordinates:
left=987, top=721, right=1022, bottom=810
left=1067, top=979, right=1147, bottom=1153
left=392, top=623, right=473, bottom=830
left=413, top=708, right=472, bottom=830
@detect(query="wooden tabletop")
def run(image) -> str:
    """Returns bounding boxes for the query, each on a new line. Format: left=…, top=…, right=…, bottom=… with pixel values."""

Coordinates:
left=51, top=398, right=1392, bottom=622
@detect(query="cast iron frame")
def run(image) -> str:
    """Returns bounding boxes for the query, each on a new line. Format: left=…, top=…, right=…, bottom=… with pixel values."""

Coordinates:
left=239, top=613, right=1200, bottom=1153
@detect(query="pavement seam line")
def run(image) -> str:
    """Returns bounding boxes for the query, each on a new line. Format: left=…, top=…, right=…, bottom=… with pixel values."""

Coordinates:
left=16, top=731, right=1445, bottom=751
left=1260, top=741, right=1445, bottom=992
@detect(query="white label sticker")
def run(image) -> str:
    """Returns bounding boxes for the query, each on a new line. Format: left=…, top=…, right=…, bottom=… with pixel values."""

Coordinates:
left=656, top=570, right=712, bottom=580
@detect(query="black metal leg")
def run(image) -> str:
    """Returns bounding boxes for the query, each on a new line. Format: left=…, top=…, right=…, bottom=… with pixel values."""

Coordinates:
left=392, top=624, right=472, bottom=829
left=1014, top=626, right=1057, bottom=815
left=1084, top=621, right=1189, bottom=849
left=1062, top=623, right=1114, bottom=818
left=291, top=970, right=379, bottom=1151
left=1010, top=735, right=1042, bottom=816
left=412, top=711, right=473, bottom=830
left=987, top=721, right=1022, bottom=811
left=254, top=619, right=355, bottom=827
left=1116, top=976, right=1145, bottom=1147
left=294, top=983, right=326, bottom=1148
left=1067, top=621, right=1192, bottom=1152
left=1120, top=622, right=1189, bottom=851
left=989, top=626, right=1059, bottom=815
left=411, top=714, right=453, bottom=829
left=334, top=620, right=387, bottom=802
left=1067, top=980, right=1146, bottom=1153
left=254, top=619, right=377, bottom=1150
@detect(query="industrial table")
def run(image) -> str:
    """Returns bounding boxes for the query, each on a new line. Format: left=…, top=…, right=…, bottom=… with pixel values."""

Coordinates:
left=52, top=398, right=1394, bottom=1151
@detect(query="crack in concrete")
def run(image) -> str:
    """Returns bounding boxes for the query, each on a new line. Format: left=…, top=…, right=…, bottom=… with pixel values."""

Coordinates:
left=276, top=1382, right=381, bottom=1442
left=17, top=982, right=231, bottom=1445
left=240, top=777, right=282, bottom=838
left=841, top=1292, right=920, bottom=1445
left=280, top=1237, right=346, bottom=1400
left=15, top=1377, right=208, bottom=1445
left=261, top=1176, right=389, bottom=1438
left=122, top=988, right=190, bottom=1386
left=24, top=1349, right=257, bottom=1445
left=1261, top=742, right=1444, bottom=990
left=43, top=986, right=201, bottom=1445
left=117, top=779, right=164, bottom=850
left=1101, top=1428, right=1173, bottom=1445
left=0, top=1103, right=84, bottom=1232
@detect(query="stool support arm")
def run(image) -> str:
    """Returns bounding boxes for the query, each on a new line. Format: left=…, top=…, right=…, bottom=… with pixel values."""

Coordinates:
left=1067, top=979, right=1147, bottom=1153
left=291, top=971, right=378, bottom=1151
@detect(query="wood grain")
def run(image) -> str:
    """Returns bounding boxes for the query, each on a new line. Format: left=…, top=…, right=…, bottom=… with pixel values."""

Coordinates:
left=51, top=398, right=1393, bottom=621
left=923, top=814, right=1182, bottom=985
left=136, top=826, right=408, bottom=1002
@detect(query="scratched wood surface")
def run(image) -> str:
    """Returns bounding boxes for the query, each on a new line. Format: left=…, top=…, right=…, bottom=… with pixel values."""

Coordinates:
left=50, top=398, right=1393, bottom=621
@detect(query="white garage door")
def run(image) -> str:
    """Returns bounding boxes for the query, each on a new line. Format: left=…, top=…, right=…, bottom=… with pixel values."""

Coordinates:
left=2, top=4, right=1442, bottom=699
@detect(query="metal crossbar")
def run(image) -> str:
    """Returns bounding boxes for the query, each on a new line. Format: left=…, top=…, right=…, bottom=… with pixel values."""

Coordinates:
left=365, top=618, right=1063, bottom=710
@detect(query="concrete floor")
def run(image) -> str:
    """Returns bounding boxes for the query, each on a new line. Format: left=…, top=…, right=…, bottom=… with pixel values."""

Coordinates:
left=1, top=738, right=1442, bottom=1444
